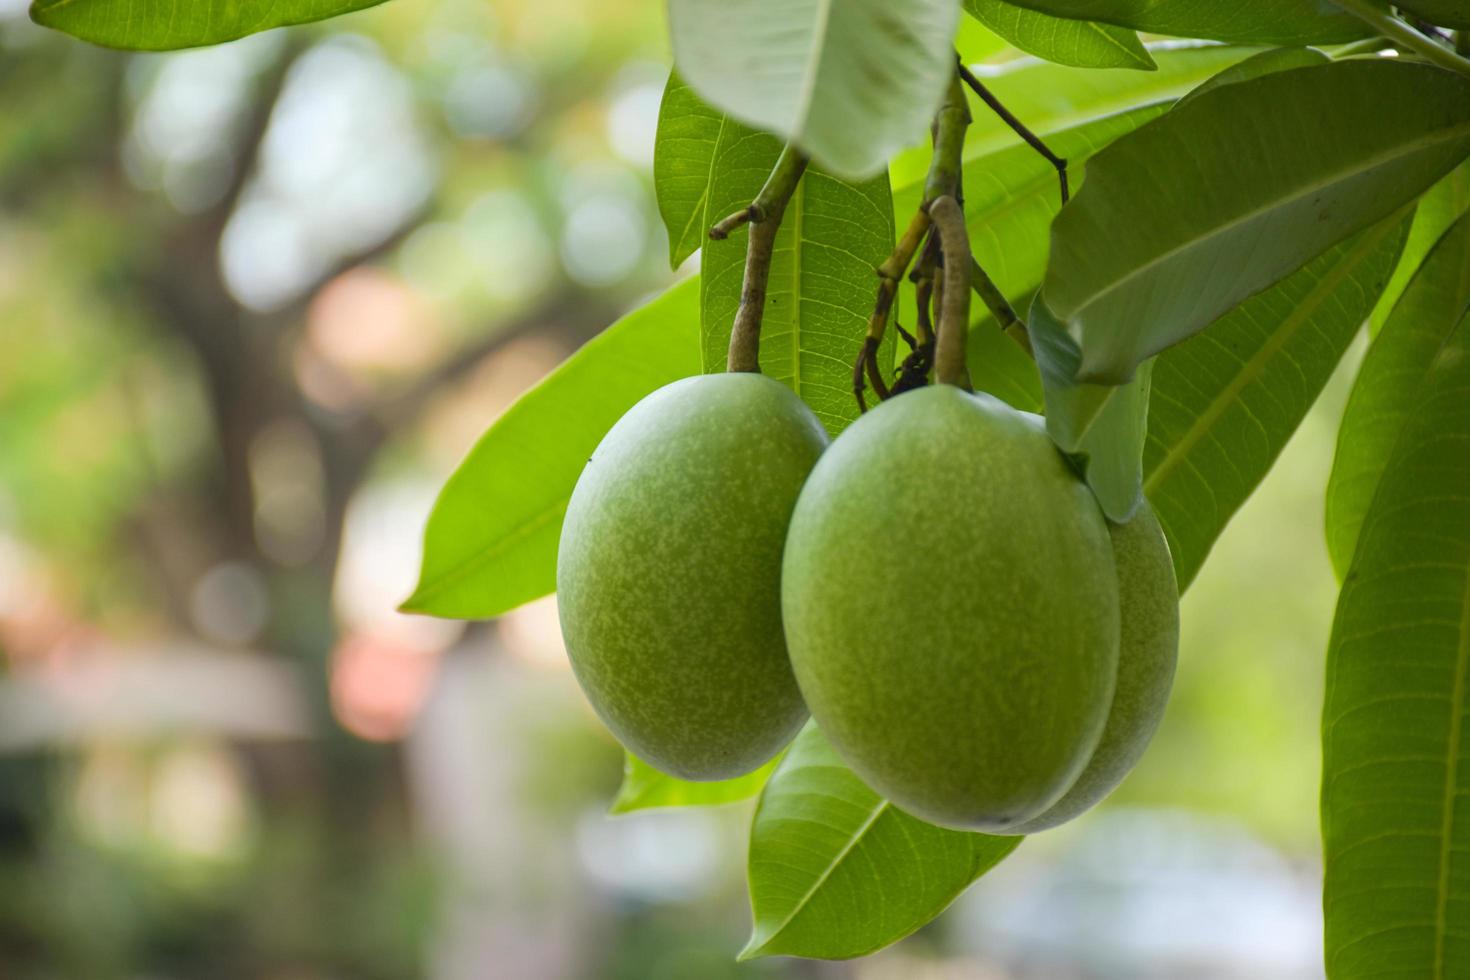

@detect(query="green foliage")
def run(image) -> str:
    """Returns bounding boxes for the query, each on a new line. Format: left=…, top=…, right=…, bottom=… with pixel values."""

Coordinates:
left=1395, top=0, right=1470, bottom=28
left=1321, top=306, right=1470, bottom=978
left=997, top=0, right=1368, bottom=45
left=402, top=280, right=700, bottom=619
left=742, top=724, right=1020, bottom=960
left=1172, top=46, right=1330, bottom=106
left=655, top=74, right=896, bottom=434
left=961, top=0, right=1154, bottom=71
left=1147, top=217, right=1411, bottom=591
left=1325, top=213, right=1470, bottom=580
left=30, top=0, right=388, bottom=49
left=1043, top=59, right=1470, bottom=385
left=32, top=0, right=1470, bottom=969
left=666, top=0, right=959, bottom=180
left=610, top=753, right=778, bottom=815
left=1372, top=162, right=1470, bottom=334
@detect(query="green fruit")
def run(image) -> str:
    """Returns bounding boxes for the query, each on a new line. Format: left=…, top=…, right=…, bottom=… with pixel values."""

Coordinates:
left=557, top=373, right=828, bottom=780
left=1007, top=503, right=1180, bottom=834
left=781, top=386, right=1120, bottom=831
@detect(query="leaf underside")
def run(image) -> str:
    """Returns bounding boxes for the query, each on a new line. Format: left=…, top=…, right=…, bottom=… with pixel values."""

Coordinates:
left=1322, top=306, right=1470, bottom=978
left=668, top=0, right=959, bottom=180
left=1042, top=59, right=1470, bottom=386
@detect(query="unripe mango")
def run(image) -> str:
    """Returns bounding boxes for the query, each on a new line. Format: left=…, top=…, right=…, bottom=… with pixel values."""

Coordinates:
left=781, top=386, right=1120, bottom=831
left=1007, top=503, right=1179, bottom=833
left=557, top=373, right=827, bottom=781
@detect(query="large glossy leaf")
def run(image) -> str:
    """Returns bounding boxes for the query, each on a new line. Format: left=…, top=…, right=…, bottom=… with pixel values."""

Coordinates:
left=1321, top=305, right=1470, bottom=979
left=1001, top=0, right=1368, bottom=44
left=742, top=725, right=1020, bottom=961
left=1146, top=216, right=1409, bottom=592
left=700, top=141, right=894, bottom=435
left=1396, top=0, right=1470, bottom=28
left=402, top=280, right=701, bottom=619
left=30, top=0, right=386, bottom=49
left=667, top=0, right=959, bottom=180
left=610, top=752, right=777, bottom=815
left=961, top=0, right=1154, bottom=71
left=889, top=43, right=1265, bottom=190
left=1372, top=162, right=1470, bottom=334
left=1041, top=59, right=1470, bottom=385
left=1325, top=212, right=1470, bottom=581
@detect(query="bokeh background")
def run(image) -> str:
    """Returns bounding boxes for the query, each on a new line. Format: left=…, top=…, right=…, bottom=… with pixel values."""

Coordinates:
left=0, top=2, right=1344, bottom=977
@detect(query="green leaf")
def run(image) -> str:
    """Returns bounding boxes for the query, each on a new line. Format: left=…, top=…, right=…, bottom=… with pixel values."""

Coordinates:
left=1029, top=298, right=1151, bottom=522
left=1396, top=0, right=1470, bottom=29
left=742, top=724, right=1020, bottom=961
left=401, top=280, right=701, bottom=619
left=667, top=0, right=959, bottom=180
left=701, top=142, right=895, bottom=436
left=1325, top=212, right=1470, bottom=581
left=30, top=0, right=386, bottom=49
left=610, top=752, right=777, bottom=815
left=961, top=0, right=1155, bottom=71
left=1145, top=215, right=1410, bottom=592
left=999, top=0, right=1368, bottom=44
left=653, top=73, right=727, bottom=270
left=1042, top=59, right=1470, bottom=386
left=968, top=309, right=1044, bottom=414
left=1372, top=162, right=1470, bottom=335
left=1173, top=46, right=1330, bottom=108
left=1321, top=304, right=1470, bottom=979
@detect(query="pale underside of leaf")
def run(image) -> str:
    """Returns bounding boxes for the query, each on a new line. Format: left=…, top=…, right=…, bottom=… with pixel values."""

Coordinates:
left=1043, top=60, right=1470, bottom=385
left=668, top=0, right=959, bottom=179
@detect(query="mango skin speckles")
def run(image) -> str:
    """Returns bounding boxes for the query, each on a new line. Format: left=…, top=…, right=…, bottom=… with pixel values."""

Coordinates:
left=557, top=373, right=828, bottom=781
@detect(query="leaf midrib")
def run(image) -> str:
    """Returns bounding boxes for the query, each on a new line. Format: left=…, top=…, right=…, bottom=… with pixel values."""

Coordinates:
left=1143, top=218, right=1401, bottom=496
left=789, top=0, right=835, bottom=139
left=1062, top=119, right=1470, bottom=326
left=751, top=795, right=889, bottom=953
left=403, top=500, right=566, bottom=610
left=1433, top=556, right=1470, bottom=977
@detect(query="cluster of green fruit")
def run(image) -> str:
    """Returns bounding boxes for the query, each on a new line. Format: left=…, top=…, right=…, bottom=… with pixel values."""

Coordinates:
left=556, top=371, right=1179, bottom=833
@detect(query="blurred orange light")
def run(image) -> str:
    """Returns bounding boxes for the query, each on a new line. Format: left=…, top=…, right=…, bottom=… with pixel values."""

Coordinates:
left=329, top=630, right=442, bottom=742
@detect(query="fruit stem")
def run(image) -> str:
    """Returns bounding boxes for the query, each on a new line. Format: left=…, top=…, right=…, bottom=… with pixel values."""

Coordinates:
left=957, top=60, right=1069, bottom=206
left=924, top=71, right=971, bottom=206
left=1332, top=0, right=1470, bottom=78
left=853, top=209, right=933, bottom=410
left=970, top=257, right=1032, bottom=357
left=929, top=195, right=972, bottom=390
left=724, top=145, right=810, bottom=373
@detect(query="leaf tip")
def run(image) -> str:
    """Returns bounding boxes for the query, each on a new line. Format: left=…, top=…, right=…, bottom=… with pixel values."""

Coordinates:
left=734, top=935, right=770, bottom=962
